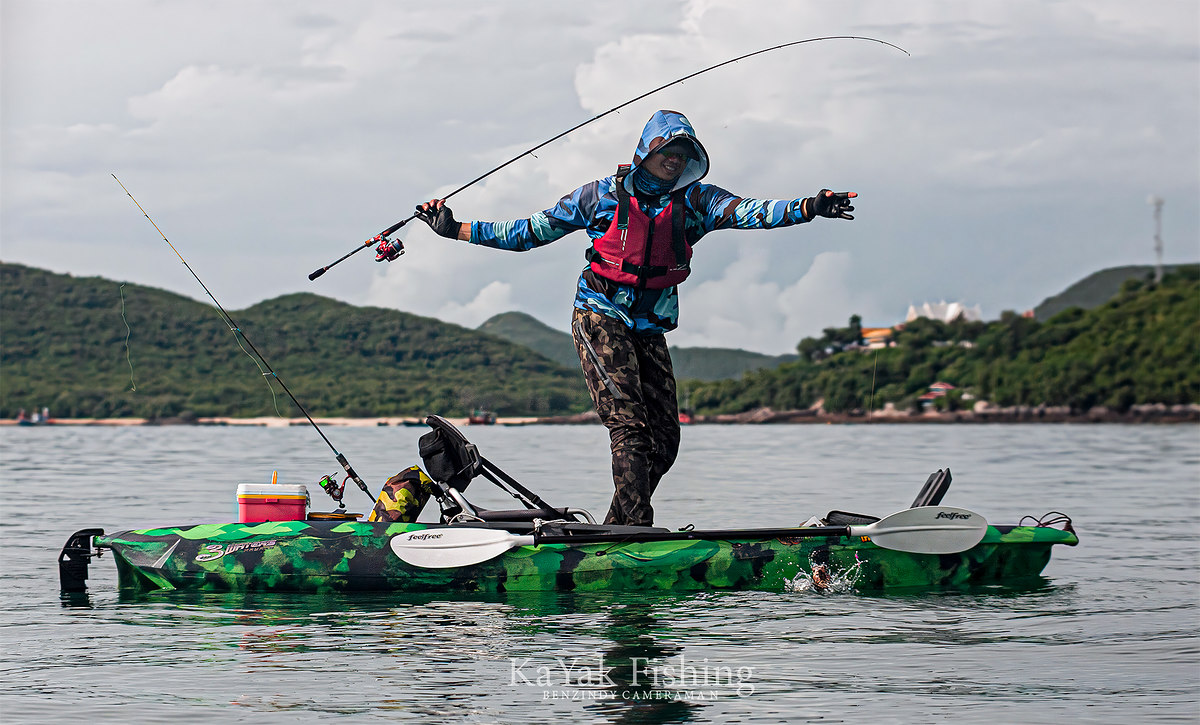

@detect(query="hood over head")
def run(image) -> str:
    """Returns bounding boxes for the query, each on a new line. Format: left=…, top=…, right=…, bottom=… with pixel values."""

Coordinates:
left=628, top=110, right=709, bottom=193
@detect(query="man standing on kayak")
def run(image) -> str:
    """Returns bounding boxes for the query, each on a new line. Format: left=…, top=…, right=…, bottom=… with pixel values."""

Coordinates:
left=404, top=110, right=856, bottom=527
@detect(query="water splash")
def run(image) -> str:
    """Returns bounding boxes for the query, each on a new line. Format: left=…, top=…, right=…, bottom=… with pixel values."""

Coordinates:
left=786, top=552, right=865, bottom=594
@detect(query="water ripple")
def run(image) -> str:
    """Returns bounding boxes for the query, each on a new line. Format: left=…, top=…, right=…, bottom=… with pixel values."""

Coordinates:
left=1, top=424, right=1196, bottom=723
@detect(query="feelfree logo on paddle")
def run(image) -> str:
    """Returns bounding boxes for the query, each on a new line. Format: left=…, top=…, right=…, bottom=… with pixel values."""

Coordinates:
left=511, top=654, right=755, bottom=700
left=935, top=511, right=973, bottom=520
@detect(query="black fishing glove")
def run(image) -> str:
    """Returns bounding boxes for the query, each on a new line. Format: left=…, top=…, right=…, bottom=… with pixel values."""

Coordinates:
left=415, top=201, right=461, bottom=239
left=806, top=189, right=857, bottom=220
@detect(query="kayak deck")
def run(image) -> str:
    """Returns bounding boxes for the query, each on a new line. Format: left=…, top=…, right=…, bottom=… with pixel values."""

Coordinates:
left=83, top=520, right=1078, bottom=595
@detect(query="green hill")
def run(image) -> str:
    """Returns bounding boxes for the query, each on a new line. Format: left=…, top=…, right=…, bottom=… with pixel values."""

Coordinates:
left=477, top=311, right=796, bottom=382
left=478, top=311, right=581, bottom=369
left=0, top=263, right=590, bottom=419
left=1034, top=264, right=1196, bottom=320
left=9, top=261, right=1194, bottom=421
left=688, top=267, right=1200, bottom=415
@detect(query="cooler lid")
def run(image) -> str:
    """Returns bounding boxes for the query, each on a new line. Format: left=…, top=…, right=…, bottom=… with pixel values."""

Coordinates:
left=237, top=483, right=308, bottom=497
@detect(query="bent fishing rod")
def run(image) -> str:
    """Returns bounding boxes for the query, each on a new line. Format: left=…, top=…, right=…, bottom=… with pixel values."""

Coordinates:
left=113, top=174, right=375, bottom=504
left=308, top=35, right=909, bottom=281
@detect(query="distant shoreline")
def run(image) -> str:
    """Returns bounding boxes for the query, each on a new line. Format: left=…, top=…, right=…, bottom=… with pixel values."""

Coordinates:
left=3, top=404, right=1196, bottom=428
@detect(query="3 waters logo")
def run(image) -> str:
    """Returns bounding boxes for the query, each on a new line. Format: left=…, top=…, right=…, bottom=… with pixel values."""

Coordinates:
left=511, top=654, right=755, bottom=701
left=194, top=539, right=278, bottom=562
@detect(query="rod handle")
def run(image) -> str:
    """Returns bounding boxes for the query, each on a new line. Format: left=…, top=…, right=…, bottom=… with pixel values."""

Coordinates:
left=337, top=453, right=375, bottom=502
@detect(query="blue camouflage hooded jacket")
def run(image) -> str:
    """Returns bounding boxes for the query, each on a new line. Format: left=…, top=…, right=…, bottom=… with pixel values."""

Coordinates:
left=469, top=110, right=811, bottom=334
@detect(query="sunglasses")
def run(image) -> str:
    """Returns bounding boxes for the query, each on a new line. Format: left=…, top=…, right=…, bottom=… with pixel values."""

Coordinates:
left=657, top=148, right=691, bottom=160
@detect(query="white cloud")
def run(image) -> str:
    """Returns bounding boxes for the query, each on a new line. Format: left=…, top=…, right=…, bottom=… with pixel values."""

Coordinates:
left=437, top=280, right=518, bottom=329
left=2, top=0, right=1195, bottom=352
left=675, top=249, right=866, bottom=354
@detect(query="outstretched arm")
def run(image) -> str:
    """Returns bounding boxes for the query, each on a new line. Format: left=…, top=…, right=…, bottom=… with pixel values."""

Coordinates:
left=698, top=186, right=857, bottom=231
left=412, top=182, right=599, bottom=252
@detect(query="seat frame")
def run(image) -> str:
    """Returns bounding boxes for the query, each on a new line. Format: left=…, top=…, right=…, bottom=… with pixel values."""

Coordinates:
left=420, top=415, right=595, bottom=526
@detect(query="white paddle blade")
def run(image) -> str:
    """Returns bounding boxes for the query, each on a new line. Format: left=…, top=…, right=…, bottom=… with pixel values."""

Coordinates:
left=853, top=506, right=988, bottom=554
left=389, top=529, right=533, bottom=568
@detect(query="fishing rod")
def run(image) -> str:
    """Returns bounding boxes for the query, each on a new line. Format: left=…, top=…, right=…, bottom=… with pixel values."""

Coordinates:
left=113, top=174, right=376, bottom=504
left=308, top=35, right=909, bottom=281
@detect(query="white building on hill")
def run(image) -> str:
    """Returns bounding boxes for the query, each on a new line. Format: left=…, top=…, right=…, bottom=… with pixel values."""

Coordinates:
left=906, top=301, right=983, bottom=324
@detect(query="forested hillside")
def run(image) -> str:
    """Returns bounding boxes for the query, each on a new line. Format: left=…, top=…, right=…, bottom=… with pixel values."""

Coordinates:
left=1033, top=263, right=1194, bottom=320
left=0, top=263, right=590, bottom=419
left=4, top=262, right=1195, bottom=420
left=478, top=311, right=796, bottom=381
left=688, top=267, right=1199, bottom=415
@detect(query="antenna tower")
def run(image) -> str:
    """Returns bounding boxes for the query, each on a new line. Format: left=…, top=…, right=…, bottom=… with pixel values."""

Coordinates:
left=1148, top=195, right=1164, bottom=284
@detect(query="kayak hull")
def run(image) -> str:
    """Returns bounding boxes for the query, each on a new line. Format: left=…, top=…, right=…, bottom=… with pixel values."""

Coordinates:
left=91, top=520, right=1077, bottom=595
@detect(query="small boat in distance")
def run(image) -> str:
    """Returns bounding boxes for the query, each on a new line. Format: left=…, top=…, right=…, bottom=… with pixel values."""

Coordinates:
left=15, top=407, right=53, bottom=426
left=468, top=409, right=496, bottom=425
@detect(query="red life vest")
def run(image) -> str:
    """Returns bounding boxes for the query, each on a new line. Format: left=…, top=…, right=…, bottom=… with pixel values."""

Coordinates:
left=586, top=165, right=691, bottom=289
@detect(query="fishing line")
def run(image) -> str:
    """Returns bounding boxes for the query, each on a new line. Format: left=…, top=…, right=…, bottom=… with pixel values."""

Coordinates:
left=868, top=350, right=879, bottom=419
left=114, top=184, right=279, bottom=407
left=119, top=284, right=138, bottom=392
left=219, top=308, right=287, bottom=418
left=309, top=35, right=910, bottom=280
left=112, top=174, right=376, bottom=502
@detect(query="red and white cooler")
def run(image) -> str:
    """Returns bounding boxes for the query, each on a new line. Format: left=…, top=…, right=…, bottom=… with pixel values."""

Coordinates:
left=236, top=483, right=309, bottom=522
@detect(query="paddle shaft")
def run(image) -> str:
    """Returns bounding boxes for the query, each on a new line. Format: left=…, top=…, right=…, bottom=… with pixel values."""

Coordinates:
left=532, top=526, right=859, bottom=547
left=391, top=526, right=864, bottom=569
left=390, top=506, right=989, bottom=568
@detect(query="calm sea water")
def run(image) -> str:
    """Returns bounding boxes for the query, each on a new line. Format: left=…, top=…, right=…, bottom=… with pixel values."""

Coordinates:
left=1, top=423, right=1197, bottom=724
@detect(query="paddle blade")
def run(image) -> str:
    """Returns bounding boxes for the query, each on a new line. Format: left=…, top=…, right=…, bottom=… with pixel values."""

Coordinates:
left=389, top=528, right=533, bottom=568
left=852, top=506, right=988, bottom=554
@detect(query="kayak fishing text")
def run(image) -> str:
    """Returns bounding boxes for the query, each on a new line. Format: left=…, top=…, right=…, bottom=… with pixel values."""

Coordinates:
left=510, top=654, right=755, bottom=699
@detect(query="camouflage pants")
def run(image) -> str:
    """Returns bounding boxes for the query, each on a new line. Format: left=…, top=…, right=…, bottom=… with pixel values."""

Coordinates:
left=572, top=307, right=680, bottom=526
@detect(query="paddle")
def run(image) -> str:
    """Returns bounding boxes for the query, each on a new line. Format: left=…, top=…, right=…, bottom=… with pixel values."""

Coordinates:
left=391, top=528, right=535, bottom=569
left=389, top=506, right=989, bottom=569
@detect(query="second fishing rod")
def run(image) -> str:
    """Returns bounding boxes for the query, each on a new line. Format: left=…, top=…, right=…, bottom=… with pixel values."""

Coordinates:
left=114, top=175, right=375, bottom=506
left=307, top=35, right=908, bottom=281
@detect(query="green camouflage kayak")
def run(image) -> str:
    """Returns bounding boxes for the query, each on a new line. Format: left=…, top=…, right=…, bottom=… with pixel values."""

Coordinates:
left=57, top=416, right=1077, bottom=596
left=62, top=517, right=1076, bottom=595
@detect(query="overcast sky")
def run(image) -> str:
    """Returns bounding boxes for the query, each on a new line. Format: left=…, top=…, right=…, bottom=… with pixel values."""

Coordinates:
left=3, top=1, right=1197, bottom=354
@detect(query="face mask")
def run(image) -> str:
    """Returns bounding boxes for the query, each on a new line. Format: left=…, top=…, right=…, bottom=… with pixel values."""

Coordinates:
left=631, top=166, right=676, bottom=196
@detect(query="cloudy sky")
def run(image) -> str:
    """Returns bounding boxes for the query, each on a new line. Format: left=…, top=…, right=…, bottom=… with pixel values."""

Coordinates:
left=3, top=1, right=1196, bottom=354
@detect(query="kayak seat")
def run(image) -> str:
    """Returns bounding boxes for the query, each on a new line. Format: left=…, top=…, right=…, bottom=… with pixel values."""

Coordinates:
left=824, top=468, right=954, bottom=526
left=419, top=415, right=482, bottom=492
left=419, top=415, right=591, bottom=524
left=470, top=506, right=578, bottom=523
left=439, top=520, right=669, bottom=536
left=536, top=522, right=671, bottom=536
left=825, top=510, right=880, bottom=526
left=911, top=468, right=952, bottom=508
